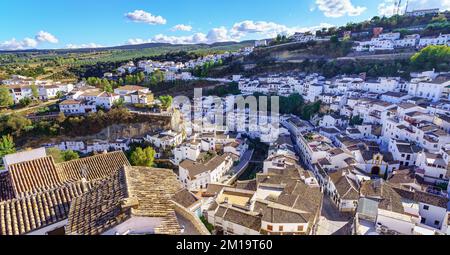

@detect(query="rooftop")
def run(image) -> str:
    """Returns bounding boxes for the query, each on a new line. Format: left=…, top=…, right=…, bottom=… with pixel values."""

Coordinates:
left=66, top=166, right=185, bottom=235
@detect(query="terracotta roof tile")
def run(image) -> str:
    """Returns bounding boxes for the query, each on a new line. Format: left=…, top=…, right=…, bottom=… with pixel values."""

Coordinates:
left=66, top=166, right=183, bottom=235
left=56, top=151, right=130, bottom=182
left=0, top=151, right=131, bottom=235
left=0, top=172, right=14, bottom=202
left=0, top=181, right=95, bottom=235
left=171, top=189, right=199, bottom=209
left=8, top=157, right=61, bottom=197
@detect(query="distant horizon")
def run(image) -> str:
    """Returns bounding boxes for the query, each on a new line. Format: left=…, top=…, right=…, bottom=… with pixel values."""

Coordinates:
left=0, top=39, right=258, bottom=53
left=1, top=0, right=448, bottom=51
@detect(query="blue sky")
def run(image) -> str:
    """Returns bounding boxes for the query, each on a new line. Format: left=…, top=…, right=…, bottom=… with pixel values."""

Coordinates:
left=1, top=0, right=448, bottom=50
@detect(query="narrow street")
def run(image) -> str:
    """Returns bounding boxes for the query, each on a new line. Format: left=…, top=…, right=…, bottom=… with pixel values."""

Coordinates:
left=316, top=196, right=354, bottom=235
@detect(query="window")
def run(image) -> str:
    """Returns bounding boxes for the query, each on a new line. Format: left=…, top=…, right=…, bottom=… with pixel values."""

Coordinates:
left=435, top=220, right=440, bottom=226
left=423, top=205, right=429, bottom=210
left=279, top=226, right=284, bottom=232
left=267, top=225, right=273, bottom=231
left=421, top=218, right=426, bottom=224
left=297, top=225, right=304, bottom=232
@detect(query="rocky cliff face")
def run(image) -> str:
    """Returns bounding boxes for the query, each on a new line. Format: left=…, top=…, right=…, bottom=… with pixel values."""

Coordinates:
left=23, top=114, right=174, bottom=149
left=75, top=122, right=167, bottom=141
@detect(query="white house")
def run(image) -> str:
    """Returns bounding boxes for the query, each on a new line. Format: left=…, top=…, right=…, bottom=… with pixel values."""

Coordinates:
left=179, top=153, right=233, bottom=190
left=415, top=151, right=449, bottom=186
left=255, top=40, right=268, bottom=47
left=326, top=168, right=361, bottom=212
left=145, top=130, right=183, bottom=150
left=389, top=139, right=421, bottom=168
left=114, top=85, right=153, bottom=105
left=379, top=32, right=401, bottom=41
left=407, top=77, right=449, bottom=102
left=210, top=204, right=261, bottom=235
left=290, top=32, right=316, bottom=43
left=418, top=34, right=450, bottom=48
left=406, top=8, right=440, bottom=17
left=394, top=34, right=420, bottom=48
left=172, top=141, right=202, bottom=165
left=59, top=99, right=97, bottom=115
left=9, top=83, right=74, bottom=104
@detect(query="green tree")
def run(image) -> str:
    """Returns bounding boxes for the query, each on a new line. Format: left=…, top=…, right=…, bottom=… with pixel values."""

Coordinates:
left=0, top=135, right=16, bottom=159
left=55, top=91, right=65, bottom=99
left=411, top=45, right=450, bottom=71
left=330, top=35, right=339, bottom=44
left=113, top=98, right=125, bottom=108
left=19, top=97, right=32, bottom=107
left=130, top=147, right=156, bottom=167
left=137, top=72, right=146, bottom=83
left=150, top=70, right=165, bottom=85
left=56, top=112, right=66, bottom=124
left=432, top=14, right=447, bottom=23
left=62, top=150, right=79, bottom=161
left=1, top=113, right=32, bottom=135
left=350, top=115, right=364, bottom=126
left=30, top=83, right=39, bottom=99
left=104, top=83, right=113, bottom=93
left=0, top=86, right=13, bottom=107
left=158, top=95, right=173, bottom=110
left=46, top=147, right=64, bottom=163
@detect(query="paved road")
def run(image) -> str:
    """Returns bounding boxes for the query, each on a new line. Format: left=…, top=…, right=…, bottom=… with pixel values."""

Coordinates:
left=337, top=52, right=414, bottom=61
left=2, top=99, right=59, bottom=116
left=199, top=77, right=233, bottom=83
left=221, top=149, right=254, bottom=185
left=232, top=150, right=254, bottom=175
left=316, top=196, right=353, bottom=235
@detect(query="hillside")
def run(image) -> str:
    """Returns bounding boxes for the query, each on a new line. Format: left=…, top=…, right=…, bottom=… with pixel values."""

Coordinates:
left=1, top=10, right=449, bottom=82
left=0, top=40, right=254, bottom=81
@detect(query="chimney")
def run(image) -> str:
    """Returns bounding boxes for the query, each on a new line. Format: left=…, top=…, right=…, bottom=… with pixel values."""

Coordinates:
left=121, top=198, right=140, bottom=212
left=81, top=177, right=89, bottom=193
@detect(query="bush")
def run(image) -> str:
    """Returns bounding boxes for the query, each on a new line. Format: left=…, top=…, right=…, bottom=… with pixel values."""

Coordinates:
left=200, top=216, right=214, bottom=233
left=411, top=45, right=450, bottom=71
left=19, top=97, right=33, bottom=107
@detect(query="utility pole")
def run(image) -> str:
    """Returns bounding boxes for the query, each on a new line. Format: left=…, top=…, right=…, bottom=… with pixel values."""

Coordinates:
left=397, top=0, right=402, bottom=15
left=405, top=0, right=410, bottom=15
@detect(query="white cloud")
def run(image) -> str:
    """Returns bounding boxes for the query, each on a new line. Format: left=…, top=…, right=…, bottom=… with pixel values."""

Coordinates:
left=66, top=43, right=104, bottom=49
left=315, top=0, right=367, bottom=18
left=206, top=26, right=231, bottom=42
left=126, top=21, right=334, bottom=46
left=23, top=38, right=39, bottom=48
left=129, top=26, right=232, bottom=45
left=378, top=0, right=398, bottom=17
left=378, top=0, right=450, bottom=16
left=0, top=31, right=58, bottom=50
left=128, top=33, right=208, bottom=45
left=127, top=38, right=150, bottom=45
left=230, top=20, right=290, bottom=38
left=125, top=10, right=167, bottom=25
left=0, top=38, right=38, bottom=51
left=35, top=31, right=59, bottom=43
left=171, top=24, right=193, bottom=31
left=407, top=0, right=450, bottom=11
